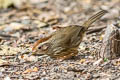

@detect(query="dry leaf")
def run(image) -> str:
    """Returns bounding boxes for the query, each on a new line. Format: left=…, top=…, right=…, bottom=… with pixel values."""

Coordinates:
left=79, top=59, right=86, bottom=64
left=23, top=68, right=32, bottom=74
left=32, top=67, right=38, bottom=72
left=23, top=67, right=38, bottom=74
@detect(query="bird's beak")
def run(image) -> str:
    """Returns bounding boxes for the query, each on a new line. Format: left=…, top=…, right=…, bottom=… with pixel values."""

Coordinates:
left=28, top=51, right=36, bottom=56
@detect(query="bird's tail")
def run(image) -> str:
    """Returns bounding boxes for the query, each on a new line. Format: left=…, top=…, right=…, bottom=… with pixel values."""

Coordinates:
left=82, top=10, right=107, bottom=29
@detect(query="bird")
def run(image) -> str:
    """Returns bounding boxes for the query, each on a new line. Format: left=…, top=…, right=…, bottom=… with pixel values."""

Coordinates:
left=31, top=10, right=107, bottom=60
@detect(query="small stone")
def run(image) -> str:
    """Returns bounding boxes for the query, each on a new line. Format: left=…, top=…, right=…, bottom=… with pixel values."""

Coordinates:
left=4, top=76, right=11, bottom=80
left=93, top=58, right=103, bottom=66
left=33, top=20, right=48, bottom=28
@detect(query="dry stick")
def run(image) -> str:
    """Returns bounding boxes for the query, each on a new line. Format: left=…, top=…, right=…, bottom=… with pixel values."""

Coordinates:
left=0, top=34, right=17, bottom=38
left=87, top=26, right=106, bottom=34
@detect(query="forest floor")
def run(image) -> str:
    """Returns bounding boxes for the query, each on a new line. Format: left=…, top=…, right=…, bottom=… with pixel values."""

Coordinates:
left=0, top=0, right=120, bottom=80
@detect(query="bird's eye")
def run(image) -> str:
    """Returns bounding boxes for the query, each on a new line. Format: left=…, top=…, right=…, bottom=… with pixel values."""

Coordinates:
left=38, top=46, right=41, bottom=49
left=38, top=45, right=48, bottom=50
left=37, top=43, right=50, bottom=51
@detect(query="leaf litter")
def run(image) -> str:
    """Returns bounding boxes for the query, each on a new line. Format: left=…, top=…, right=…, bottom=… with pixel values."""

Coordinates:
left=0, top=0, right=120, bottom=80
